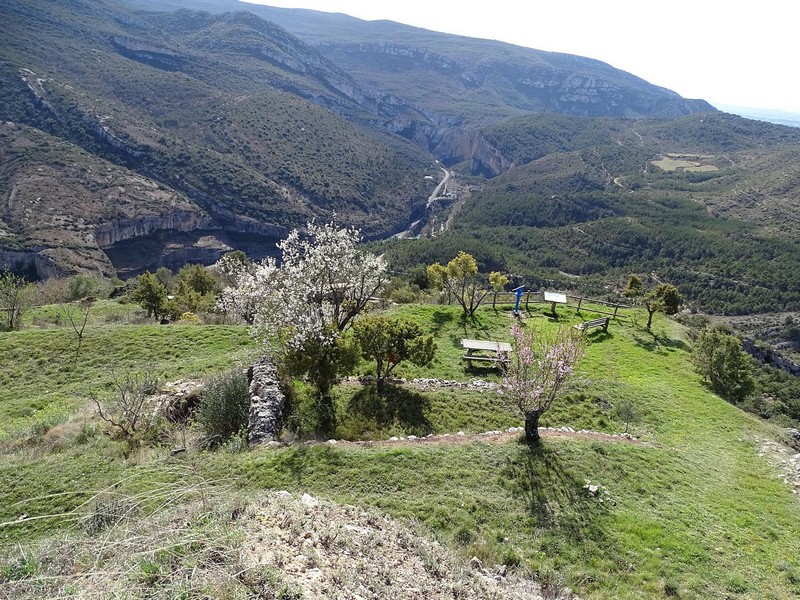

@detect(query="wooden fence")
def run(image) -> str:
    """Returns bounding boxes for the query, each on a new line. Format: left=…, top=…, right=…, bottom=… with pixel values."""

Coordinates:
left=480, top=291, right=631, bottom=318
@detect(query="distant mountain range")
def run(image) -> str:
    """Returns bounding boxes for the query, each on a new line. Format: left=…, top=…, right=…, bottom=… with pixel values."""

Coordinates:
left=3, top=0, right=800, bottom=314
left=0, top=0, right=716, bottom=278
left=715, top=105, right=800, bottom=128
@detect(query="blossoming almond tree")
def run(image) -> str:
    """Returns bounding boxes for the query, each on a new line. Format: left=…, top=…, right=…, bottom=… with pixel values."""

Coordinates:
left=217, top=220, right=386, bottom=435
left=501, top=323, right=587, bottom=445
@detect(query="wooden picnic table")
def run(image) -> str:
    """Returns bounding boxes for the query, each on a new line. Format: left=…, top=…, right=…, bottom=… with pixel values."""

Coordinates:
left=461, top=339, right=512, bottom=368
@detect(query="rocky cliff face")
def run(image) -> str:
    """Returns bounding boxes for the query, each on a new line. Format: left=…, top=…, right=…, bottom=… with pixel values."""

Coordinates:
left=110, top=35, right=186, bottom=71
left=427, top=127, right=513, bottom=176
left=742, top=338, right=800, bottom=377
left=94, top=210, right=213, bottom=248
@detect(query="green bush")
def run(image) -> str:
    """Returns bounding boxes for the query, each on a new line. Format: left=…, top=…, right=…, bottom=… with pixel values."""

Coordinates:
left=691, top=327, right=754, bottom=403
left=389, top=287, right=418, bottom=304
left=196, top=369, right=250, bottom=446
left=65, top=274, right=107, bottom=302
left=178, top=312, right=202, bottom=323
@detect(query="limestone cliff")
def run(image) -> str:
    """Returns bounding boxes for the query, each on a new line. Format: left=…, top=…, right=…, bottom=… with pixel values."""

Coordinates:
left=94, top=211, right=213, bottom=248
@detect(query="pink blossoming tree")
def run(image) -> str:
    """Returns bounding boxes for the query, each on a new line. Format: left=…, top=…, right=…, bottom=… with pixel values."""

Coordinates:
left=501, top=323, right=587, bottom=445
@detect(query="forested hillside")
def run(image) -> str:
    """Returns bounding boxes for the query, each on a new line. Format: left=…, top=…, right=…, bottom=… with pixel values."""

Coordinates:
left=0, top=0, right=433, bottom=277
left=384, top=113, right=800, bottom=314
left=3, top=0, right=800, bottom=316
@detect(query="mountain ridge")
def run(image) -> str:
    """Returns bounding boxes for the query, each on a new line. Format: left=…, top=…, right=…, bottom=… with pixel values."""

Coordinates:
left=4, top=0, right=791, bottom=304
left=0, top=0, right=436, bottom=277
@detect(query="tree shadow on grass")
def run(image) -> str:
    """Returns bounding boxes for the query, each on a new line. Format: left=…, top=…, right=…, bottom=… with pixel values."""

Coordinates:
left=276, top=445, right=345, bottom=483
left=500, top=443, right=609, bottom=544
left=460, top=313, right=493, bottom=338
left=430, top=309, right=455, bottom=335
left=345, top=384, right=432, bottom=437
left=633, top=330, right=689, bottom=354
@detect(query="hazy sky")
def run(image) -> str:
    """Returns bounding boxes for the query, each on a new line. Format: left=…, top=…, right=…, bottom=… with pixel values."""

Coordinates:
left=244, top=0, right=800, bottom=114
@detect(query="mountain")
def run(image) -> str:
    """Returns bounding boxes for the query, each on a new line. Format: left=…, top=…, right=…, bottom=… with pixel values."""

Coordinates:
left=0, top=0, right=433, bottom=277
left=126, top=0, right=715, bottom=174
left=384, top=111, right=800, bottom=314
left=128, top=0, right=715, bottom=124
left=6, top=0, right=798, bottom=315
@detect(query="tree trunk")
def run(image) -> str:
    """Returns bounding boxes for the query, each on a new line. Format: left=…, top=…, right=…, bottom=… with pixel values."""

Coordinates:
left=315, top=389, right=337, bottom=438
left=524, top=411, right=541, bottom=445
left=646, top=309, right=655, bottom=331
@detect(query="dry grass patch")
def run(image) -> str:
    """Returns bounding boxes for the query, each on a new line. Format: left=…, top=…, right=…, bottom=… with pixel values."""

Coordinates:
left=651, top=153, right=719, bottom=172
left=1, top=485, right=565, bottom=600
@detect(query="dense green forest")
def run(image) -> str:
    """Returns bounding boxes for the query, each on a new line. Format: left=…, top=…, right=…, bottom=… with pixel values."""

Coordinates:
left=384, top=113, right=800, bottom=314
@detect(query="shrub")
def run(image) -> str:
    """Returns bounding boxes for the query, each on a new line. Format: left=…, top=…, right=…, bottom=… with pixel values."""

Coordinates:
left=82, top=498, right=131, bottom=535
left=93, top=368, right=162, bottom=442
left=65, top=274, right=107, bottom=301
left=692, top=327, right=754, bottom=403
left=0, top=271, right=33, bottom=331
left=389, top=287, right=418, bottom=304
left=196, top=369, right=250, bottom=446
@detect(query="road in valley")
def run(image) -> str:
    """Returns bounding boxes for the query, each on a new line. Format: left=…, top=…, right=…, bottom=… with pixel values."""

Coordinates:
left=426, top=166, right=451, bottom=209
left=393, top=165, right=452, bottom=239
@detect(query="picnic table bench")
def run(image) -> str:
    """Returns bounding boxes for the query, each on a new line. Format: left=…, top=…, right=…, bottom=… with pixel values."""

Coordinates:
left=461, top=339, right=512, bottom=368
left=573, top=316, right=610, bottom=333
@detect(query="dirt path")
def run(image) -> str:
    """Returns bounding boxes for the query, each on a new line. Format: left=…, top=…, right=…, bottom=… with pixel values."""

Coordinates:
left=311, top=427, right=641, bottom=450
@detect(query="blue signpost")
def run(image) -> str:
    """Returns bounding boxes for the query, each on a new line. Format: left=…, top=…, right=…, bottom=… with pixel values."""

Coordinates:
left=513, top=285, right=525, bottom=316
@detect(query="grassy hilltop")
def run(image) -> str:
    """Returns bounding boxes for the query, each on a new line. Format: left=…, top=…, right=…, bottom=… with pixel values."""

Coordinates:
left=1, top=298, right=799, bottom=599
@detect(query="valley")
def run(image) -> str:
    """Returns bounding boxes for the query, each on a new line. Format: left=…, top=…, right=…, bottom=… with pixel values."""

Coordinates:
left=1, top=1, right=800, bottom=598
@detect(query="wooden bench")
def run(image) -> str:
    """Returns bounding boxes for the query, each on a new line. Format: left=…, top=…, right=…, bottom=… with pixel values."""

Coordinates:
left=461, top=339, right=512, bottom=368
left=574, top=317, right=610, bottom=333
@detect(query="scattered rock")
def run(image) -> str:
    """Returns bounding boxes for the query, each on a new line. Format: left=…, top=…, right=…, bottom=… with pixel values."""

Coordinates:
left=346, top=376, right=498, bottom=392
left=159, top=380, right=204, bottom=423
left=236, top=493, right=562, bottom=599
left=758, top=437, right=800, bottom=494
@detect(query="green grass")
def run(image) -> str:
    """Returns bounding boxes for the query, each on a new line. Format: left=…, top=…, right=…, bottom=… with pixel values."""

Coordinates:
left=1, top=303, right=800, bottom=598
left=0, top=319, right=254, bottom=439
left=24, top=299, right=142, bottom=328
left=651, top=154, right=719, bottom=173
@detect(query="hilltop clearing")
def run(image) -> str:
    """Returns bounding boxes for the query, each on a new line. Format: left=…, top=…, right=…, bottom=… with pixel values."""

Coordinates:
left=2, top=300, right=800, bottom=598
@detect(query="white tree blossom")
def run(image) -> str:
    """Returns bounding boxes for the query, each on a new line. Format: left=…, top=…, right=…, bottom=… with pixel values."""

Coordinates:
left=217, top=220, right=386, bottom=351
left=215, top=255, right=274, bottom=326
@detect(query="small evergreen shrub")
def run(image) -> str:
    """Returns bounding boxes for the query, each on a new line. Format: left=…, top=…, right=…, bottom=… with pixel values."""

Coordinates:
left=196, top=369, right=250, bottom=447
